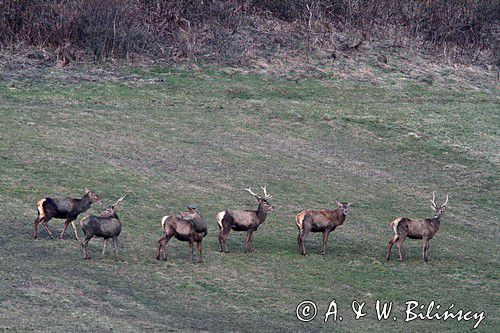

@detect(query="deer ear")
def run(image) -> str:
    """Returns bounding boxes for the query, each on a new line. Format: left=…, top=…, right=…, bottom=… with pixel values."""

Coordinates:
left=85, top=188, right=90, bottom=193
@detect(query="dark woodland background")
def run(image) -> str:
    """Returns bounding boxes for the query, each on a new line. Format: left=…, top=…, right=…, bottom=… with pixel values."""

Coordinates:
left=1, top=0, right=498, bottom=65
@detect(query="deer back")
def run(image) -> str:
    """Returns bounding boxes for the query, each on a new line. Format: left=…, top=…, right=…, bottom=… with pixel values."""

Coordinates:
left=225, top=209, right=261, bottom=229
left=404, top=218, right=439, bottom=238
left=81, top=215, right=122, bottom=238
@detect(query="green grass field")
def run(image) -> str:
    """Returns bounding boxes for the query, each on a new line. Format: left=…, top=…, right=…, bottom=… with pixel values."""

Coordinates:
left=0, top=67, right=498, bottom=332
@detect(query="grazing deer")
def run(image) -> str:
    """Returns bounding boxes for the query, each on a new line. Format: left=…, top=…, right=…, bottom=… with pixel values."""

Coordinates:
left=217, top=187, right=274, bottom=253
left=386, top=192, right=449, bottom=262
left=80, top=196, right=125, bottom=260
left=34, top=188, right=102, bottom=240
left=157, top=206, right=207, bottom=263
left=295, top=200, right=352, bottom=256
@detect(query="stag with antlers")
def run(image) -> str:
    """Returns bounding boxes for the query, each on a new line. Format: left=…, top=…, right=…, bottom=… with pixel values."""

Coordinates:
left=386, top=192, right=449, bottom=262
left=216, top=187, right=274, bottom=253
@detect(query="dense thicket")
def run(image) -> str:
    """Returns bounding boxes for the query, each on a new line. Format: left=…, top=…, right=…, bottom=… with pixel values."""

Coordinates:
left=0, top=0, right=498, bottom=64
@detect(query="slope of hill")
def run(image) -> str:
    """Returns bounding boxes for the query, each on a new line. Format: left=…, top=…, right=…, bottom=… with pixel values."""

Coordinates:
left=0, top=66, right=498, bottom=332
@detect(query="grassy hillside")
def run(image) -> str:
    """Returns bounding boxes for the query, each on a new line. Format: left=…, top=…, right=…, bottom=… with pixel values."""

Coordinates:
left=0, top=67, right=498, bottom=332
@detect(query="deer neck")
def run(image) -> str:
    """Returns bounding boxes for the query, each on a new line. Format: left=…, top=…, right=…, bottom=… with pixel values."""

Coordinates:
left=429, top=217, right=441, bottom=232
left=334, top=208, right=346, bottom=224
left=256, top=206, right=268, bottom=225
left=78, top=194, right=93, bottom=212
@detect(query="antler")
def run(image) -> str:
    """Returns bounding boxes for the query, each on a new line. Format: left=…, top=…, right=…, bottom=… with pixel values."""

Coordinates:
left=245, top=188, right=262, bottom=199
left=260, top=187, right=272, bottom=199
left=430, top=191, right=437, bottom=208
left=112, top=196, right=126, bottom=207
left=442, top=193, right=449, bottom=207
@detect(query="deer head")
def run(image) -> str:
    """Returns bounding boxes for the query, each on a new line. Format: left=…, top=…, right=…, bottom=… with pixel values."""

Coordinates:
left=245, top=187, right=274, bottom=213
left=179, top=205, right=201, bottom=220
left=431, top=192, right=449, bottom=218
left=335, top=200, right=352, bottom=215
left=99, top=196, right=125, bottom=218
left=85, top=188, right=103, bottom=204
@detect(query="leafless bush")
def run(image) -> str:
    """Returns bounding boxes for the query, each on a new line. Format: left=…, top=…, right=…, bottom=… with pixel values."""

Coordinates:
left=0, top=0, right=498, bottom=64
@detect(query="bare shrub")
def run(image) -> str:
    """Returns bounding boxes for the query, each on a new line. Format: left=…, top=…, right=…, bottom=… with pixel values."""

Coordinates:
left=0, top=0, right=498, bottom=64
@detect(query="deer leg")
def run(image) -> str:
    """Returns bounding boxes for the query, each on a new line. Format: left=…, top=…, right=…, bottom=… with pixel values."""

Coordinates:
left=189, top=241, right=194, bottom=263
left=33, top=218, right=40, bottom=239
left=112, top=237, right=119, bottom=261
left=425, top=241, right=430, bottom=262
left=222, top=228, right=230, bottom=253
left=41, top=217, right=54, bottom=238
left=158, top=233, right=173, bottom=261
left=297, top=232, right=302, bottom=253
left=71, top=220, right=80, bottom=240
left=197, top=242, right=203, bottom=263
left=421, top=239, right=427, bottom=263
left=321, top=231, right=330, bottom=255
left=396, top=234, right=406, bottom=262
left=244, top=231, right=251, bottom=253
left=163, top=234, right=172, bottom=260
left=60, top=217, right=74, bottom=239
left=386, top=238, right=395, bottom=261
left=300, top=226, right=311, bottom=256
left=34, top=203, right=45, bottom=239
left=157, top=236, right=166, bottom=260
left=249, top=231, right=254, bottom=252
left=100, top=239, right=108, bottom=260
left=81, top=235, right=93, bottom=259
left=218, top=229, right=223, bottom=252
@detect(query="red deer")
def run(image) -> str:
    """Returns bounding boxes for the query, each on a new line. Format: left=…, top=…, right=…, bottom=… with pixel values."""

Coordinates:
left=386, top=192, right=449, bottom=262
left=295, top=200, right=352, bottom=255
left=216, top=187, right=274, bottom=253
left=157, top=206, right=207, bottom=263
left=80, top=196, right=125, bottom=260
left=34, top=188, right=102, bottom=239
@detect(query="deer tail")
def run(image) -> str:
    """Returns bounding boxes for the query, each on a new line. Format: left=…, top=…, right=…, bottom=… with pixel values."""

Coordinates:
left=161, top=216, right=169, bottom=233
left=36, top=198, right=47, bottom=221
left=389, top=218, right=403, bottom=241
left=295, top=212, right=306, bottom=231
left=216, top=211, right=226, bottom=229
